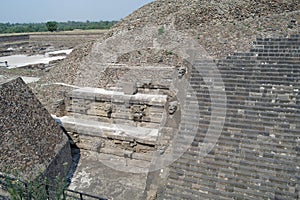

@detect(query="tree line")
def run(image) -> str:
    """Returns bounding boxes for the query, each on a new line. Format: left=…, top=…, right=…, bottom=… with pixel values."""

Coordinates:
left=0, top=20, right=118, bottom=34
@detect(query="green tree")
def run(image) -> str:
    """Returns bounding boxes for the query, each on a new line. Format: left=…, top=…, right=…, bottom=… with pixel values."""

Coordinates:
left=46, top=21, right=58, bottom=32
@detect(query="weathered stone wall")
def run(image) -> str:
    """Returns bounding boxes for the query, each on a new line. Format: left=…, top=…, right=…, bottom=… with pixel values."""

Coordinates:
left=0, top=77, right=72, bottom=181
left=66, top=87, right=167, bottom=128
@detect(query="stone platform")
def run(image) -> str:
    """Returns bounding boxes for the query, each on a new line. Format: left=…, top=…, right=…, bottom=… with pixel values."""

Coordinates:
left=68, top=150, right=148, bottom=200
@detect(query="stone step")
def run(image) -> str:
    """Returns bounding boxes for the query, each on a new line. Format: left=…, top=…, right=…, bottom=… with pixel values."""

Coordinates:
left=232, top=52, right=256, bottom=57
left=223, top=116, right=299, bottom=130
left=184, top=110, right=298, bottom=125
left=66, top=104, right=164, bottom=122
left=233, top=184, right=297, bottom=200
left=186, top=92, right=298, bottom=106
left=218, top=59, right=258, bottom=65
left=193, top=121, right=297, bottom=140
left=193, top=75, right=300, bottom=83
left=192, top=137, right=298, bottom=156
left=170, top=165, right=296, bottom=196
left=219, top=129, right=299, bottom=144
left=250, top=48, right=300, bottom=53
left=218, top=63, right=300, bottom=70
left=220, top=62, right=300, bottom=67
left=191, top=76, right=299, bottom=85
left=256, top=56, right=300, bottom=61
left=57, top=116, right=159, bottom=145
left=164, top=176, right=235, bottom=200
left=255, top=37, right=300, bottom=42
left=191, top=79, right=299, bottom=86
left=232, top=52, right=300, bottom=59
left=219, top=58, right=299, bottom=65
left=74, top=138, right=153, bottom=161
left=217, top=69, right=300, bottom=75
left=67, top=87, right=168, bottom=107
left=171, top=159, right=296, bottom=189
left=167, top=168, right=276, bottom=200
left=222, top=122, right=298, bottom=138
left=184, top=103, right=299, bottom=117
left=177, top=152, right=299, bottom=180
left=188, top=142, right=298, bottom=167
left=253, top=42, right=300, bottom=47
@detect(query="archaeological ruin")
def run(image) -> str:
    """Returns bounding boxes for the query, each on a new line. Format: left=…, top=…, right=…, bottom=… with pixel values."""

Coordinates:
left=0, top=0, right=299, bottom=200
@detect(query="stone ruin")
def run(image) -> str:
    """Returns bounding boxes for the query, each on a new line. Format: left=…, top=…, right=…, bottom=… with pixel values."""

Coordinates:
left=0, top=3, right=299, bottom=199
left=48, top=26, right=300, bottom=200
left=0, top=77, right=72, bottom=197
left=0, top=23, right=299, bottom=199
left=0, top=33, right=299, bottom=200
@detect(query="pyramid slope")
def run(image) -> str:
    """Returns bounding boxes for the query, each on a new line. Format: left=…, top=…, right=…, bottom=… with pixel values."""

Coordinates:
left=0, top=77, right=71, bottom=180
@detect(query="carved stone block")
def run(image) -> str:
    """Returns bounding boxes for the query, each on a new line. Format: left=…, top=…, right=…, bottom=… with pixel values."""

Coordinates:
left=87, top=102, right=113, bottom=117
left=131, top=105, right=147, bottom=121
left=178, top=66, right=186, bottom=79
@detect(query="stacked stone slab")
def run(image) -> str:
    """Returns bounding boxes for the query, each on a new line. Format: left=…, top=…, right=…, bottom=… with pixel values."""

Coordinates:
left=0, top=78, right=72, bottom=185
left=62, top=88, right=167, bottom=146
left=159, top=35, right=300, bottom=199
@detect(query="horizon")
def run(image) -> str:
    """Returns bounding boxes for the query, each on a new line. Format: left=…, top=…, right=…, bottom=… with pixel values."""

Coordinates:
left=0, top=0, right=154, bottom=23
left=0, top=20, right=119, bottom=24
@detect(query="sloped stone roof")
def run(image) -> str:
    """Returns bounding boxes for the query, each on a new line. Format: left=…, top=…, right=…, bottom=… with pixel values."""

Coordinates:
left=0, top=77, right=68, bottom=179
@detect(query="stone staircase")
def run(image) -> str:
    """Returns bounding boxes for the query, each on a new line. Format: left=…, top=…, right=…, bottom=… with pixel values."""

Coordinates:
left=159, top=35, right=300, bottom=199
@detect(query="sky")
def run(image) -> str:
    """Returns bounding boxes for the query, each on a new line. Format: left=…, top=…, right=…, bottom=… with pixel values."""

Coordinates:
left=0, top=0, right=154, bottom=23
